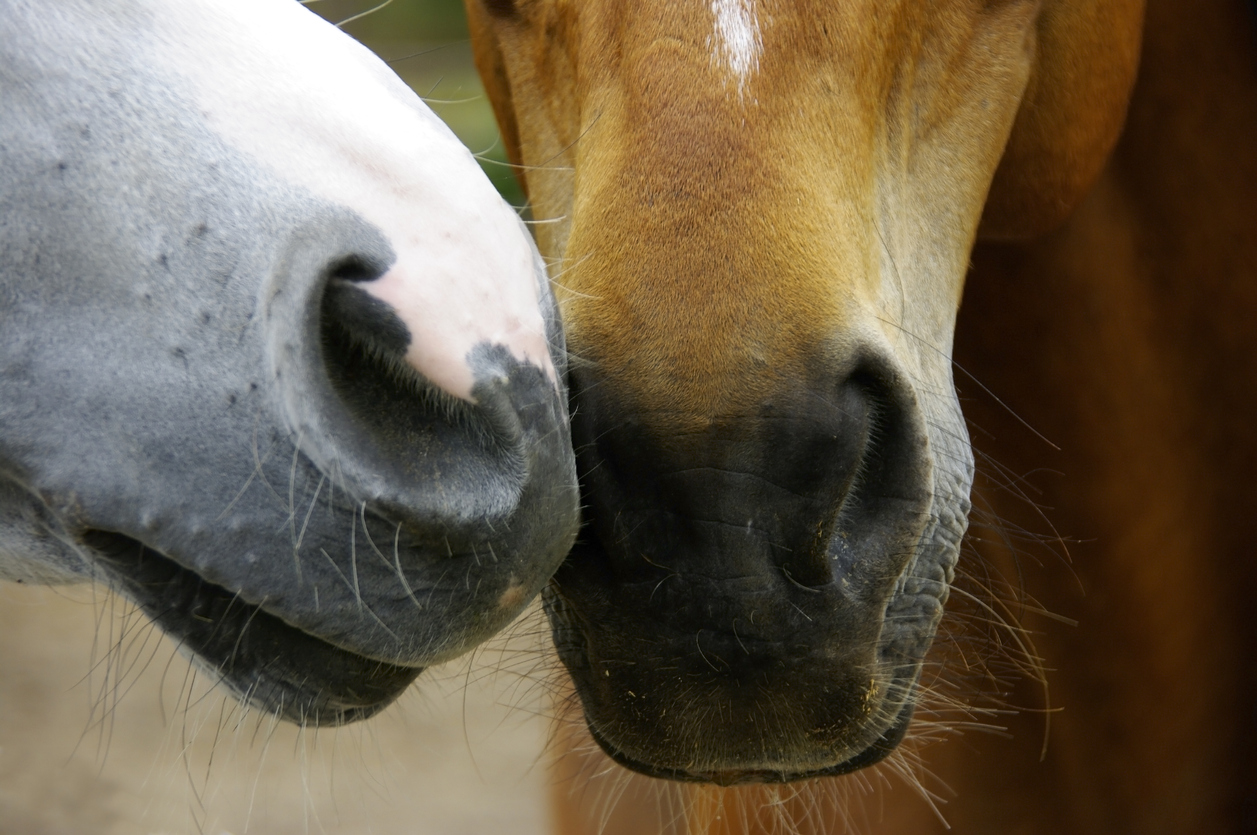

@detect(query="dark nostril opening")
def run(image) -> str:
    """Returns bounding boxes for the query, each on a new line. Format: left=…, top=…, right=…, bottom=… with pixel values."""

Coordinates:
left=317, top=255, right=490, bottom=445
left=761, top=372, right=880, bottom=589
left=322, top=280, right=412, bottom=360
left=808, top=363, right=929, bottom=591
left=320, top=255, right=412, bottom=364
left=326, top=255, right=379, bottom=283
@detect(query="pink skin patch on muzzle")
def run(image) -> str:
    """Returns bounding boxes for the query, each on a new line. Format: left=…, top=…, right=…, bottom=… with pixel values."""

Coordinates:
left=151, top=0, right=556, bottom=401
left=358, top=210, right=554, bottom=403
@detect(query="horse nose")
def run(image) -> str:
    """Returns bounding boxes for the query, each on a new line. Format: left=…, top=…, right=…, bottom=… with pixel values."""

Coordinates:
left=325, top=256, right=558, bottom=405
left=552, top=348, right=940, bottom=777
left=264, top=213, right=561, bottom=517
left=319, top=231, right=557, bottom=407
left=249, top=211, right=577, bottom=665
left=569, top=352, right=929, bottom=593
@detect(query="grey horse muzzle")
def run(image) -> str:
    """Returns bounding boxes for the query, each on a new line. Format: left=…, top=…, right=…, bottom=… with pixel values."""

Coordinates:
left=0, top=8, right=579, bottom=721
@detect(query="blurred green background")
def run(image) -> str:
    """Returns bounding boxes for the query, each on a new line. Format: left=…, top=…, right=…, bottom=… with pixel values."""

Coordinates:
left=307, top=0, right=526, bottom=207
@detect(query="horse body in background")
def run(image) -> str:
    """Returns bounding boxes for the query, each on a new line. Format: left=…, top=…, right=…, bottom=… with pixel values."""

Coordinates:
left=466, top=0, right=1257, bottom=832
left=929, top=3, right=1257, bottom=829
left=0, top=0, right=579, bottom=723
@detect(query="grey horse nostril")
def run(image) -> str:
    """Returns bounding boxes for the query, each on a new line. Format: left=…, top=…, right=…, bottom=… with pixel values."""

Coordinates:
left=317, top=256, right=454, bottom=417
left=321, top=259, right=413, bottom=361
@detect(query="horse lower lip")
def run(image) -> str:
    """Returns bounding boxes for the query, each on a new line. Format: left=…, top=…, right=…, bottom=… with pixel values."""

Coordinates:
left=83, top=530, right=422, bottom=724
left=584, top=699, right=916, bottom=785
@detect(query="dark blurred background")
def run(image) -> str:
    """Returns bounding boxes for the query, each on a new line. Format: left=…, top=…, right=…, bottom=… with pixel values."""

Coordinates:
left=308, top=0, right=526, bottom=207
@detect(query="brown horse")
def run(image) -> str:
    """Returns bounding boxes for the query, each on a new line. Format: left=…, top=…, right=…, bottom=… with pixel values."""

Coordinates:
left=465, top=0, right=1257, bottom=832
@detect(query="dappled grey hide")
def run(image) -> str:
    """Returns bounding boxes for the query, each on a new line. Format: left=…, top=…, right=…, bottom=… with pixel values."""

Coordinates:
left=0, top=0, right=578, bottom=723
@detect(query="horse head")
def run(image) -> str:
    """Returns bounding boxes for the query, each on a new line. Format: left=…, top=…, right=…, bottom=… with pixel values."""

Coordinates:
left=466, top=0, right=1143, bottom=782
left=0, top=0, right=579, bottom=724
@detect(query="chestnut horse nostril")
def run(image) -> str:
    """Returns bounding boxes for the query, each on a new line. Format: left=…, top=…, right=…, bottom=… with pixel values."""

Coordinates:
left=754, top=376, right=880, bottom=589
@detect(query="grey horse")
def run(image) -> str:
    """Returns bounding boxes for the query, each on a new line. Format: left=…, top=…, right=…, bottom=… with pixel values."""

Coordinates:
left=0, top=0, right=579, bottom=724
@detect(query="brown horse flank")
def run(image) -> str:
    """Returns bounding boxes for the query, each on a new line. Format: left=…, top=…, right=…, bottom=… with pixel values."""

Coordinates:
left=466, top=0, right=1257, bottom=832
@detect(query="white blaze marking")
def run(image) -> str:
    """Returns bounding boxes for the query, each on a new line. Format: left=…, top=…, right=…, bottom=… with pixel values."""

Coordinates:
left=149, top=0, right=553, bottom=401
left=709, top=0, right=762, bottom=89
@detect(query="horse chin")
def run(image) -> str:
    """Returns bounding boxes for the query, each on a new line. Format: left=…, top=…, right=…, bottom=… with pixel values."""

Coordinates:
left=544, top=530, right=942, bottom=782
left=84, top=530, right=421, bottom=725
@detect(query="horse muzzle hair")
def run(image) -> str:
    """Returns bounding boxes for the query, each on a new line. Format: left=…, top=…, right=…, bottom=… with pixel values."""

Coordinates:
left=0, top=0, right=579, bottom=724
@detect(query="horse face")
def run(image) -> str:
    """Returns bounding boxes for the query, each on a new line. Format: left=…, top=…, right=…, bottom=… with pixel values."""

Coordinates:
left=466, top=0, right=1142, bottom=781
left=0, top=0, right=579, bottom=723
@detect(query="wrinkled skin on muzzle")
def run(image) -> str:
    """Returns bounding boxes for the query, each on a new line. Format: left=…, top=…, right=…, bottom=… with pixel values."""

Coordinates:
left=0, top=0, right=579, bottom=724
